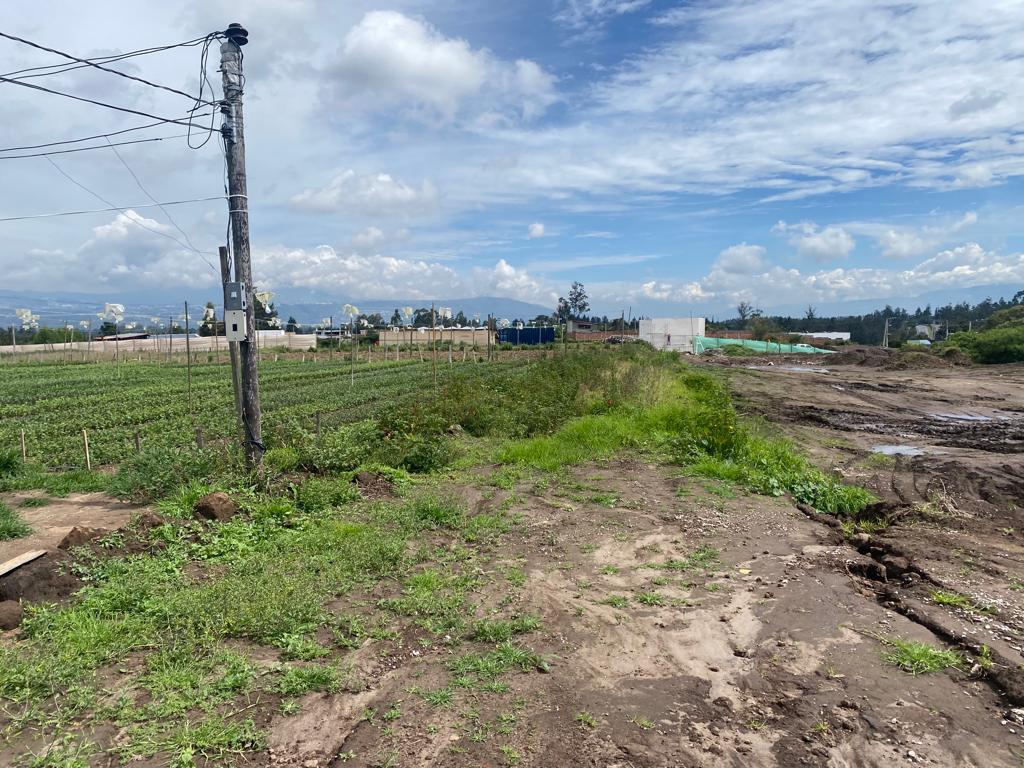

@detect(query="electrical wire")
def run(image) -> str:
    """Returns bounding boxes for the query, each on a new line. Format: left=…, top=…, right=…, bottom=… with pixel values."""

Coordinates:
left=44, top=156, right=220, bottom=275
left=0, top=75, right=217, bottom=125
left=104, top=135, right=205, bottom=256
left=0, top=114, right=215, bottom=153
left=0, top=133, right=191, bottom=159
left=0, top=30, right=203, bottom=101
left=0, top=36, right=209, bottom=79
left=188, top=34, right=221, bottom=149
left=0, top=196, right=230, bottom=222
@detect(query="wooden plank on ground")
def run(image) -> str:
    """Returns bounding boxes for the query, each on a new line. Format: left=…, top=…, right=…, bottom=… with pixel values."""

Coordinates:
left=0, top=550, right=47, bottom=578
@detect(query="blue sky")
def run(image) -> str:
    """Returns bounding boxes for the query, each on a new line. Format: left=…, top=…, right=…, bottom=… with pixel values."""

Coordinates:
left=2, top=0, right=1024, bottom=316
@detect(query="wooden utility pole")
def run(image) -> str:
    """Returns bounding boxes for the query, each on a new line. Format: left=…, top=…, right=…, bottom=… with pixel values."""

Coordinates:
left=219, top=246, right=244, bottom=439
left=431, top=304, right=437, bottom=391
left=184, top=301, right=193, bottom=412
left=220, top=22, right=264, bottom=468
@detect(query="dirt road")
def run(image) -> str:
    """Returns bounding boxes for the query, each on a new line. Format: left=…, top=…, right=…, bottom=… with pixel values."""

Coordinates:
left=265, top=449, right=1023, bottom=766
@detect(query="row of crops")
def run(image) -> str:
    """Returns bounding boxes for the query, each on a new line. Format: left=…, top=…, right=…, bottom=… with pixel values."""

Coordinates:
left=0, top=357, right=512, bottom=467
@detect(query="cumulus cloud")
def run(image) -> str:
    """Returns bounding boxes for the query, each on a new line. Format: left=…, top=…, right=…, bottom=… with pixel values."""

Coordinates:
left=326, top=11, right=556, bottom=122
left=715, top=243, right=767, bottom=274
left=527, top=222, right=546, bottom=239
left=773, top=221, right=855, bottom=262
left=291, top=170, right=439, bottom=216
left=628, top=242, right=1024, bottom=310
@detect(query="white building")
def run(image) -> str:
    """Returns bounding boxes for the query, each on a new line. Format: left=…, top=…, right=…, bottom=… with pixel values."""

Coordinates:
left=794, top=331, right=851, bottom=342
left=639, top=317, right=706, bottom=353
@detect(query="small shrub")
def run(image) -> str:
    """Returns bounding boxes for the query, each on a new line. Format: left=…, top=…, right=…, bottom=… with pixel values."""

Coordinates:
left=0, top=448, right=21, bottom=477
left=0, top=502, right=31, bottom=540
left=264, top=447, right=300, bottom=473
left=111, top=446, right=219, bottom=502
left=407, top=494, right=465, bottom=529
left=293, top=477, right=360, bottom=513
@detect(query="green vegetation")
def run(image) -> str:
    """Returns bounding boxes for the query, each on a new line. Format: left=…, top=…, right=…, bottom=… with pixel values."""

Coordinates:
left=881, top=637, right=963, bottom=675
left=943, top=303, right=1024, bottom=363
left=0, top=501, right=31, bottom=540
left=497, top=356, right=872, bottom=515
left=0, top=347, right=881, bottom=763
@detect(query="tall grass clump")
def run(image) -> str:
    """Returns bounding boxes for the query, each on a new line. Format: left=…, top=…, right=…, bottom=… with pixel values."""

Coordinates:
left=0, top=501, right=31, bottom=540
left=668, top=372, right=873, bottom=515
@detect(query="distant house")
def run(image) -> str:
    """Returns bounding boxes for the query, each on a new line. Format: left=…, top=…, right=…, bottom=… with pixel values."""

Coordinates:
left=795, top=331, right=851, bottom=342
left=914, top=323, right=941, bottom=340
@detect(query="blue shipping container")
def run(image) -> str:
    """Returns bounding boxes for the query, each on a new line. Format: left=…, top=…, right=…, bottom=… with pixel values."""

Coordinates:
left=497, top=327, right=555, bottom=345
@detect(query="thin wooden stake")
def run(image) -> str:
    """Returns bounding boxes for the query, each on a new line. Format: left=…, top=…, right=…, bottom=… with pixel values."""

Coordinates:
left=134, top=431, right=141, bottom=453
left=19, top=429, right=26, bottom=461
left=82, top=429, right=91, bottom=471
left=196, top=427, right=205, bottom=449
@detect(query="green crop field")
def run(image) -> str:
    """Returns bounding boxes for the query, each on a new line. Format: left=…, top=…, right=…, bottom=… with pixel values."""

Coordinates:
left=0, top=358, right=513, bottom=468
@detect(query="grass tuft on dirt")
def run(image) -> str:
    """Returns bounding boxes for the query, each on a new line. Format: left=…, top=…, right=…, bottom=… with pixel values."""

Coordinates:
left=0, top=501, right=31, bottom=540
left=882, top=637, right=963, bottom=675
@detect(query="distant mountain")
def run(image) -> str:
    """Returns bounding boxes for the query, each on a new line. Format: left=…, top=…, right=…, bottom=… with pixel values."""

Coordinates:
left=0, top=289, right=552, bottom=327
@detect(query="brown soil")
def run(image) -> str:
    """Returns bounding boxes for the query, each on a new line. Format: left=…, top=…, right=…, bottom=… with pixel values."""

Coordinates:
left=254, top=456, right=1023, bottom=767
left=6, top=361, right=1024, bottom=766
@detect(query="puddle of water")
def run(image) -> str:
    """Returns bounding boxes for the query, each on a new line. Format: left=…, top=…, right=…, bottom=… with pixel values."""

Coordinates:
left=930, top=412, right=992, bottom=423
left=746, top=365, right=831, bottom=374
left=871, top=444, right=924, bottom=456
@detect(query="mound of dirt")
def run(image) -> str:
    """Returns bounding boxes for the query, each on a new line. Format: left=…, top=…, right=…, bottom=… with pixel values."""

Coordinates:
left=883, top=350, right=950, bottom=370
left=940, top=347, right=973, bottom=366
left=0, top=600, right=23, bottom=630
left=194, top=492, right=238, bottom=522
left=354, top=471, right=395, bottom=499
left=0, top=551, right=81, bottom=604
left=829, top=346, right=893, bottom=366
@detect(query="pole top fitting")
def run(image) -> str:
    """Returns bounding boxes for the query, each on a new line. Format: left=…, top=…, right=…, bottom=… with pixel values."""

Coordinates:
left=224, top=23, right=249, bottom=45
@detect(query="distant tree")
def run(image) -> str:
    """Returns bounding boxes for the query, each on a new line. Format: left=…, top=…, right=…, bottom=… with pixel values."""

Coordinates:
left=454, top=310, right=468, bottom=327
left=805, top=305, right=817, bottom=320
left=97, top=320, right=118, bottom=336
left=568, top=282, right=590, bottom=318
left=736, top=301, right=753, bottom=322
left=285, top=316, right=299, bottom=333
left=390, top=309, right=402, bottom=326
left=555, top=297, right=570, bottom=322
left=413, top=307, right=433, bottom=327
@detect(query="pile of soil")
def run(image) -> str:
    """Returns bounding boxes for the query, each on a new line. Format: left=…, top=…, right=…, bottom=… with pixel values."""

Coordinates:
left=829, top=346, right=893, bottom=366
left=882, top=349, right=951, bottom=370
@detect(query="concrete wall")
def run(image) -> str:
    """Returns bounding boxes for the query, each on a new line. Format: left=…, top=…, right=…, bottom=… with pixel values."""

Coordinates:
left=377, top=328, right=493, bottom=346
left=639, top=318, right=706, bottom=353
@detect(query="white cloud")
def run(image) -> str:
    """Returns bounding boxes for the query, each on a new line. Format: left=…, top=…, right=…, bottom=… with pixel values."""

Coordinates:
left=352, top=226, right=385, bottom=248
left=556, top=0, right=653, bottom=31
left=527, top=222, right=546, bottom=239
left=628, top=242, right=1024, bottom=309
left=291, top=170, right=439, bottom=216
left=773, top=221, right=855, bottom=262
left=715, top=243, right=766, bottom=274
left=326, top=11, right=556, bottom=123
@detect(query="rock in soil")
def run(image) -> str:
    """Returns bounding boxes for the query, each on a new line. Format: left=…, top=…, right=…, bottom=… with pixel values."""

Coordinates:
left=0, top=600, right=23, bottom=629
left=193, top=492, right=238, bottom=522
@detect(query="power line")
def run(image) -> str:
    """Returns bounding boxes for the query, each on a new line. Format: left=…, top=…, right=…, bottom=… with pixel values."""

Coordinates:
left=43, top=156, right=221, bottom=274
left=104, top=135, right=205, bottom=256
left=0, top=195, right=231, bottom=222
left=0, top=114, right=215, bottom=153
left=0, top=133, right=192, bottom=159
left=0, top=30, right=208, bottom=101
left=0, top=74, right=217, bottom=126
left=0, top=36, right=209, bottom=79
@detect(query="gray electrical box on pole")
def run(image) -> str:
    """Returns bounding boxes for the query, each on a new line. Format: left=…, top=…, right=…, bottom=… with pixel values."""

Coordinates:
left=219, top=22, right=264, bottom=468
left=223, top=281, right=247, bottom=342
